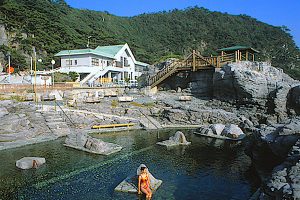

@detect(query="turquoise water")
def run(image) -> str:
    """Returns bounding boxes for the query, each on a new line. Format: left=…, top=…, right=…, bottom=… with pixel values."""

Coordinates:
left=0, top=129, right=259, bottom=200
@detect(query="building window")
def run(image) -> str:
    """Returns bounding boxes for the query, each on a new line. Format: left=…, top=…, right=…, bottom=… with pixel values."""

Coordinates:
left=74, top=60, right=78, bottom=65
left=92, top=58, right=99, bottom=66
left=66, top=60, right=72, bottom=66
left=120, top=56, right=124, bottom=66
left=124, top=58, right=128, bottom=67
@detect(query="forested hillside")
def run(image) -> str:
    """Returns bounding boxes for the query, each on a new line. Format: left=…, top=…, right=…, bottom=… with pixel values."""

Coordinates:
left=0, top=0, right=299, bottom=79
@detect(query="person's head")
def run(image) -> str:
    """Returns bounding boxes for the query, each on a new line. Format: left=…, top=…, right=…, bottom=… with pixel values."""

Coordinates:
left=140, top=166, right=147, bottom=172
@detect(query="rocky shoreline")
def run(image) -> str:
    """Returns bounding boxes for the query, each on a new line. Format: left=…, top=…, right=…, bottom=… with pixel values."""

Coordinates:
left=0, top=61, right=300, bottom=199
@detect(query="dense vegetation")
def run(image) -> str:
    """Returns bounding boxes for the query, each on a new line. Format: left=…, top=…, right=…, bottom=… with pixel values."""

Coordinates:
left=0, top=0, right=299, bottom=79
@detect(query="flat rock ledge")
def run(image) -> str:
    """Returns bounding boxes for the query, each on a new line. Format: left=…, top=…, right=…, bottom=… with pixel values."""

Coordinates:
left=195, top=124, right=246, bottom=140
left=16, top=157, right=46, bottom=170
left=64, top=133, right=122, bottom=155
left=157, top=131, right=191, bottom=147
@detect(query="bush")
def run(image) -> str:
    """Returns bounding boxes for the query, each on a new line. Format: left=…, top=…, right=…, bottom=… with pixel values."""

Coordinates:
left=54, top=71, right=78, bottom=82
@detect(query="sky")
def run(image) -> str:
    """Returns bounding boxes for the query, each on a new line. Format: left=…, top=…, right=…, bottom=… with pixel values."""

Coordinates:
left=65, top=0, right=300, bottom=48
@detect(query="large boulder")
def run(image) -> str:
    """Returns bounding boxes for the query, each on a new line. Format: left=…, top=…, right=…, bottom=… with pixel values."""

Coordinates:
left=246, top=117, right=300, bottom=199
left=210, top=124, right=225, bottom=135
left=213, top=62, right=298, bottom=122
left=16, top=157, right=46, bottom=169
left=195, top=124, right=245, bottom=140
left=115, top=164, right=162, bottom=193
left=157, top=131, right=191, bottom=147
left=64, top=132, right=122, bottom=155
left=266, top=139, right=300, bottom=199
left=221, top=124, right=245, bottom=139
left=288, top=84, right=300, bottom=115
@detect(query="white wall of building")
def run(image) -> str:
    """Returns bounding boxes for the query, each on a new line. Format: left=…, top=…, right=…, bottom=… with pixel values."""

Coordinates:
left=61, top=54, right=91, bottom=68
left=31, top=75, right=52, bottom=85
left=117, top=48, right=136, bottom=80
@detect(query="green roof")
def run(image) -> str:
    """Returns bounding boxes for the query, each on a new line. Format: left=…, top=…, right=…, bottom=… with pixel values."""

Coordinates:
left=135, top=61, right=149, bottom=67
left=95, top=45, right=124, bottom=57
left=54, top=44, right=125, bottom=58
left=217, top=46, right=259, bottom=53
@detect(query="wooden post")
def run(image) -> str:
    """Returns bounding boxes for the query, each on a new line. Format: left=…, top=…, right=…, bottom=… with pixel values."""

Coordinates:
left=192, top=50, right=196, bottom=71
left=252, top=54, right=255, bottom=61
left=235, top=51, right=238, bottom=62
left=246, top=51, right=248, bottom=61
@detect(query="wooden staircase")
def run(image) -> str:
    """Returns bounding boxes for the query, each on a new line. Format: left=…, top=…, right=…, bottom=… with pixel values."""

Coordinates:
left=148, top=50, right=241, bottom=88
left=149, top=51, right=218, bottom=88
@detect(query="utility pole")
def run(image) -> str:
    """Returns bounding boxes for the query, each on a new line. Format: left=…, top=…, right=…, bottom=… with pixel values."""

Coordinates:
left=51, top=60, right=55, bottom=87
left=34, top=49, right=37, bottom=103
left=6, top=51, right=11, bottom=83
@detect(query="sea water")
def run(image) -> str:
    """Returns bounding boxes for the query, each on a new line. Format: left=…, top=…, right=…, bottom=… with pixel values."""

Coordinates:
left=0, top=129, right=260, bottom=200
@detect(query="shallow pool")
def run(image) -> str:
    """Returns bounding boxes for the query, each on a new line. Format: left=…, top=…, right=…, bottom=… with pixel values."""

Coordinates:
left=0, top=129, right=260, bottom=200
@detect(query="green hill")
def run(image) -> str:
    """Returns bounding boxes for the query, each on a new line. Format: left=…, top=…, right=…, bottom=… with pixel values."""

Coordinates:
left=0, top=0, right=299, bottom=79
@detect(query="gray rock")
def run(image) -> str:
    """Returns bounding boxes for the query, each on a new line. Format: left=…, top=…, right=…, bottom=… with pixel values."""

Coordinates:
left=64, top=133, right=122, bottom=155
left=195, top=123, right=245, bottom=140
left=115, top=164, right=162, bottom=193
left=0, top=107, right=9, bottom=118
left=221, top=124, right=245, bottom=138
left=16, top=157, right=46, bottom=169
left=213, top=62, right=298, bottom=121
left=210, top=124, right=225, bottom=136
left=288, top=84, right=300, bottom=115
left=157, top=131, right=191, bottom=147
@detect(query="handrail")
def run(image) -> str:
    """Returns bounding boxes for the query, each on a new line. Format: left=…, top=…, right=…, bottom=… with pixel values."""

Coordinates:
left=138, top=109, right=160, bottom=129
left=54, top=100, right=76, bottom=127
left=149, top=50, right=249, bottom=87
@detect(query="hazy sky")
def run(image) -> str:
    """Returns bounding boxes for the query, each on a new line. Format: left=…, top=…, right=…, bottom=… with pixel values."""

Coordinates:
left=65, top=0, right=300, bottom=47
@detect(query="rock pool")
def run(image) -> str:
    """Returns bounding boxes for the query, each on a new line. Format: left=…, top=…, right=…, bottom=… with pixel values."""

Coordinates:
left=0, top=129, right=260, bottom=199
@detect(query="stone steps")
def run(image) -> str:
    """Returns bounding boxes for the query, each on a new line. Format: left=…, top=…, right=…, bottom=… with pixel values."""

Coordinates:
left=40, top=111, right=71, bottom=137
left=139, top=109, right=162, bottom=130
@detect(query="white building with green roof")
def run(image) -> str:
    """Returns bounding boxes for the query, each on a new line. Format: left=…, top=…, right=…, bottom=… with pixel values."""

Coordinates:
left=55, top=43, right=149, bottom=85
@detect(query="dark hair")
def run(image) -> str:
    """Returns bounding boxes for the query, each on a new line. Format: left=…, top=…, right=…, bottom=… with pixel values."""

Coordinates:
left=140, top=167, right=146, bottom=171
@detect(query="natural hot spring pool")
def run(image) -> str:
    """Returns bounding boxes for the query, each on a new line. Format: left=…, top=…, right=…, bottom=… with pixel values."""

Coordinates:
left=0, top=129, right=260, bottom=200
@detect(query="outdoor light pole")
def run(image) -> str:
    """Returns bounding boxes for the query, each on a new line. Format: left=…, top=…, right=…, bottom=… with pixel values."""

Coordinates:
left=7, top=51, right=11, bottom=83
left=34, top=50, right=37, bottom=103
left=51, top=59, right=55, bottom=87
left=87, top=36, right=92, bottom=48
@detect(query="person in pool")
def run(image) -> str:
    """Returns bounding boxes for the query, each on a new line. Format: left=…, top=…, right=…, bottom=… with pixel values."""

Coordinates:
left=138, top=166, right=152, bottom=199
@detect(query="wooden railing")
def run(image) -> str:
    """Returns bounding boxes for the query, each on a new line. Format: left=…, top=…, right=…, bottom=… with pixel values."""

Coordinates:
left=149, top=51, right=218, bottom=87
left=149, top=50, right=253, bottom=88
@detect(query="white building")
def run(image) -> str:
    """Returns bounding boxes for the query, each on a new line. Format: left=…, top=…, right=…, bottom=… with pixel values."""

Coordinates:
left=55, top=43, right=149, bottom=86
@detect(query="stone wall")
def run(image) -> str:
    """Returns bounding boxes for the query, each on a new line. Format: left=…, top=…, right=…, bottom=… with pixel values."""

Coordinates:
left=161, top=69, right=215, bottom=97
left=189, top=69, right=215, bottom=96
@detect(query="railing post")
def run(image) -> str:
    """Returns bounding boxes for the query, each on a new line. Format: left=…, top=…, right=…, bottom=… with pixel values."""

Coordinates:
left=192, top=50, right=196, bottom=71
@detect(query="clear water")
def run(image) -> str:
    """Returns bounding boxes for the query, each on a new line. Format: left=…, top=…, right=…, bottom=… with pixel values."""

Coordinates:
left=0, top=129, right=260, bottom=200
